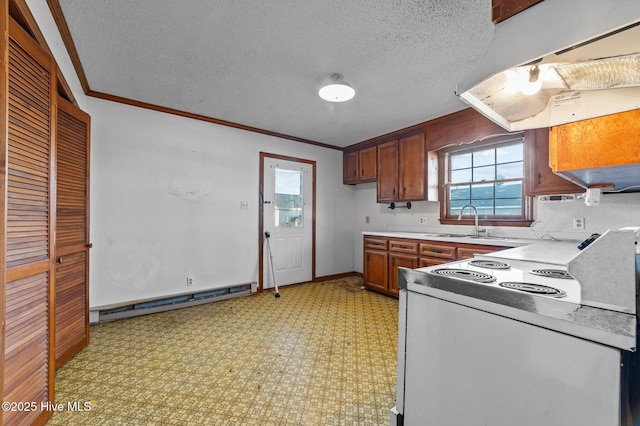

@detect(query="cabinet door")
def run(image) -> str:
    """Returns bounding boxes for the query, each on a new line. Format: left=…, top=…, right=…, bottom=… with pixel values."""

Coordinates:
left=343, top=151, right=358, bottom=184
left=54, top=97, right=91, bottom=370
left=377, top=140, right=399, bottom=202
left=359, top=146, right=377, bottom=182
left=364, top=249, right=388, bottom=292
left=525, top=128, right=581, bottom=196
left=399, top=133, right=426, bottom=200
left=389, top=254, right=418, bottom=296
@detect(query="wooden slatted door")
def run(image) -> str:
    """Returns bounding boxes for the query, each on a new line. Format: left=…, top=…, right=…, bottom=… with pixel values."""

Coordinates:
left=3, top=18, right=56, bottom=426
left=54, top=97, right=90, bottom=369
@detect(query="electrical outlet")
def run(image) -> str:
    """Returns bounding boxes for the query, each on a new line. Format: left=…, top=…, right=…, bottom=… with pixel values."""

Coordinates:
left=187, top=276, right=195, bottom=286
left=419, top=217, right=427, bottom=224
left=572, top=217, right=585, bottom=230
left=240, top=201, right=249, bottom=210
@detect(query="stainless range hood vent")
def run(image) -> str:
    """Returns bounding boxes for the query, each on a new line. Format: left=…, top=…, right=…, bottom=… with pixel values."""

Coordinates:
left=457, top=20, right=640, bottom=131
left=554, top=54, right=640, bottom=90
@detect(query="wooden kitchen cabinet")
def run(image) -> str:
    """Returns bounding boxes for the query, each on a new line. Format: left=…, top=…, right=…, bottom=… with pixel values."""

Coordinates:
left=419, top=242, right=457, bottom=260
left=389, top=240, right=419, bottom=296
left=363, top=235, right=511, bottom=297
left=343, top=151, right=358, bottom=184
left=389, top=253, right=418, bottom=296
left=377, top=133, right=426, bottom=202
left=398, top=133, right=426, bottom=200
left=358, top=146, right=377, bottom=182
left=458, top=244, right=510, bottom=260
left=549, top=109, right=640, bottom=190
left=363, top=247, right=389, bottom=293
left=419, top=257, right=452, bottom=268
left=525, top=128, right=582, bottom=196
left=343, top=146, right=377, bottom=184
left=377, top=140, right=399, bottom=201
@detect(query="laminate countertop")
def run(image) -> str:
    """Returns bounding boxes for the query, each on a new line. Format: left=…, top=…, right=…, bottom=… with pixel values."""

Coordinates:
left=363, top=231, right=582, bottom=264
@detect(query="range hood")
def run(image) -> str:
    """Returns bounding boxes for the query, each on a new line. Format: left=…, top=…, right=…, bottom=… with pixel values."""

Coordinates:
left=456, top=16, right=640, bottom=131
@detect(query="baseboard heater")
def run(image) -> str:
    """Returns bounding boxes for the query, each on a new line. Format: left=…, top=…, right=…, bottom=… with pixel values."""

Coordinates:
left=91, top=282, right=256, bottom=323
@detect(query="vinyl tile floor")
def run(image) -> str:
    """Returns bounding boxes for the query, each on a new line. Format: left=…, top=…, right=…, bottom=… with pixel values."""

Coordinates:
left=48, top=277, right=399, bottom=425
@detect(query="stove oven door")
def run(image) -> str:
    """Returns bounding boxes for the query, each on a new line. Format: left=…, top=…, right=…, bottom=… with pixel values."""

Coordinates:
left=402, top=289, right=623, bottom=426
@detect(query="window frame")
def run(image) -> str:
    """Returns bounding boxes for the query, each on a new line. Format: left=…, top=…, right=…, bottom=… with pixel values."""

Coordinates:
left=438, top=135, right=533, bottom=227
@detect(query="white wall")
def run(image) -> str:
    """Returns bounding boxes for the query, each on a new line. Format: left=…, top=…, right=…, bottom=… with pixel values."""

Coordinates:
left=27, top=0, right=355, bottom=308
left=87, top=98, right=354, bottom=307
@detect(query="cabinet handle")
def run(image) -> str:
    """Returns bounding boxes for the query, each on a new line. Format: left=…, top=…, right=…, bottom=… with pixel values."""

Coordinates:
left=367, top=254, right=370, bottom=261
left=537, top=172, right=542, bottom=185
left=361, top=168, right=364, bottom=176
left=432, top=249, right=442, bottom=253
left=399, top=245, right=408, bottom=249
left=392, top=188, right=396, bottom=195
left=403, top=187, right=406, bottom=195
left=392, top=258, right=395, bottom=266
left=56, top=256, right=62, bottom=264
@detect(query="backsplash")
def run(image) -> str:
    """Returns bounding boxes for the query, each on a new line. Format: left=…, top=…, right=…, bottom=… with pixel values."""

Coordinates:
left=355, top=183, right=640, bottom=242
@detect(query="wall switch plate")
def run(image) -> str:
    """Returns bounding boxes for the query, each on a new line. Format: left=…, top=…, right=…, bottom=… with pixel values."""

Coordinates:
left=187, top=276, right=195, bottom=286
left=573, top=217, right=585, bottom=230
left=240, top=201, right=249, bottom=210
left=365, top=216, right=370, bottom=224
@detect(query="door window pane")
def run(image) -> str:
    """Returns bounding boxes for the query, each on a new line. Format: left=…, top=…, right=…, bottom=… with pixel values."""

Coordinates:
left=274, top=169, right=303, bottom=227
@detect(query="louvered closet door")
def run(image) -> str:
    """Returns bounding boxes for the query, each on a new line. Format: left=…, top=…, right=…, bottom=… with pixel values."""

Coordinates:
left=3, top=19, right=55, bottom=426
left=54, top=97, right=90, bottom=369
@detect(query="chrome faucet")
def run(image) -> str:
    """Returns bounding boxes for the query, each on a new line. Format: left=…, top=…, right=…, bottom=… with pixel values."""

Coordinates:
left=457, top=204, right=485, bottom=236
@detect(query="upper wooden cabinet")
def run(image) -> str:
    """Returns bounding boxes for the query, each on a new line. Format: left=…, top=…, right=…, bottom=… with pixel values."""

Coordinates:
left=549, top=109, right=640, bottom=191
left=343, top=151, right=358, bottom=184
left=492, top=0, right=544, bottom=23
left=377, top=133, right=426, bottom=202
left=399, top=133, right=426, bottom=200
left=524, top=128, right=582, bottom=196
left=377, top=140, right=399, bottom=201
left=343, top=146, right=377, bottom=184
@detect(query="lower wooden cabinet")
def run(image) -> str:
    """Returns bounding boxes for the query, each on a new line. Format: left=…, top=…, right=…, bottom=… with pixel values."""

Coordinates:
left=363, top=249, right=388, bottom=293
left=389, top=253, right=418, bottom=295
left=363, top=235, right=512, bottom=296
left=458, top=244, right=509, bottom=260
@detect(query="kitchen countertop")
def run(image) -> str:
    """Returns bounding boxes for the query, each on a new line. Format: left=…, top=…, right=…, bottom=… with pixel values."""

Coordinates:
left=363, top=231, right=531, bottom=247
left=363, top=231, right=583, bottom=258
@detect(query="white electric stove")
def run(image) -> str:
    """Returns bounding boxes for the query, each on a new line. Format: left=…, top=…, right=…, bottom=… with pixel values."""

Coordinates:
left=391, top=228, right=640, bottom=426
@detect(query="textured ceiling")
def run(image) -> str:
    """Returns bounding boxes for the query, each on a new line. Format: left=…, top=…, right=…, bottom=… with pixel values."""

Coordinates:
left=57, top=0, right=495, bottom=147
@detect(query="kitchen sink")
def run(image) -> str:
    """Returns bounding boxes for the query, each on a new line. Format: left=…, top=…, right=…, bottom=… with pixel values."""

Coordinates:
left=424, top=233, right=469, bottom=238
left=424, top=233, right=512, bottom=241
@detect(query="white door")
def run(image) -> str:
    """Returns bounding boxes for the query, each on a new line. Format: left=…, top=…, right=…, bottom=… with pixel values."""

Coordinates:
left=263, top=157, right=313, bottom=288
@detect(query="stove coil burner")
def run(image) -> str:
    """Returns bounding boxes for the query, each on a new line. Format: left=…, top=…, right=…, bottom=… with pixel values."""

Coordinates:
left=529, top=269, right=574, bottom=279
left=432, top=268, right=496, bottom=283
left=467, top=260, right=511, bottom=270
left=499, top=282, right=567, bottom=298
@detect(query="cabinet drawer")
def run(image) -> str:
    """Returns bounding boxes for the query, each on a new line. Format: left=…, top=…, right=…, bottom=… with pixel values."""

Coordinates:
left=364, top=237, right=388, bottom=250
left=457, top=245, right=509, bottom=260
left=389, top=239, right=419, bottom=254
left=419, top=243, right=456, bottom=259
left=419, top=257, right=453, bottom=268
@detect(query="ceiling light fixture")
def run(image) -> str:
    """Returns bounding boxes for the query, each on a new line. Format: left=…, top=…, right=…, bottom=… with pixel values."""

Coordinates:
left=520, top=65, right=542, bottom=96
left=319, top=73, right=355, bottom=103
